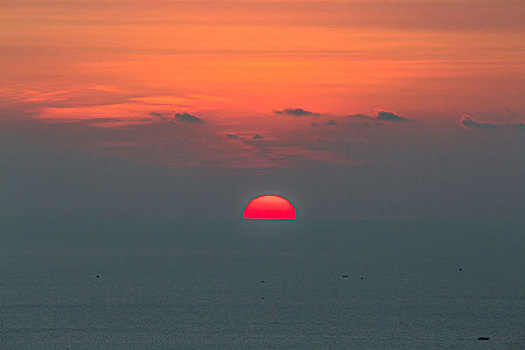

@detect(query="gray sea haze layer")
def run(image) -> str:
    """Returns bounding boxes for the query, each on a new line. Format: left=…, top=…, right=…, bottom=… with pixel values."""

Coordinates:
left=1, top=219, right=524, bottom=349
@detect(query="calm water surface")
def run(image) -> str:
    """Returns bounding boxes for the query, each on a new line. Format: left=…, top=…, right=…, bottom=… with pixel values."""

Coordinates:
left=1, top=220, right=524, bottom=349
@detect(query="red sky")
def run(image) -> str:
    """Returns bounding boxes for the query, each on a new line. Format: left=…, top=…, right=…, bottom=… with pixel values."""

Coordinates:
left=1, top=0, right=524, bottom=168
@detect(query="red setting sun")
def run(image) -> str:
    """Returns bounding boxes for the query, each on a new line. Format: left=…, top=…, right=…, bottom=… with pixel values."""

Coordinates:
left=242, top=195, right=297, bottom=220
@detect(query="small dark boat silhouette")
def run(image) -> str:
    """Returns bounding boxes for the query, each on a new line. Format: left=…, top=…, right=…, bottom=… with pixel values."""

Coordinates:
left=477, top=337, right=490, bottom=341
left=96, top=275, right=100, bottom=278
left=342, top=275, right=348, bottom=278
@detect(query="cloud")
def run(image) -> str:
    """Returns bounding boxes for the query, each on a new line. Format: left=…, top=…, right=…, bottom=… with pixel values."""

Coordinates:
left=274, top=108, right=321, bottom=117
left=461, top=115, right=498, bottom=129
left=175, top=112, right=203, bottom=123
left=344, top=110, right=407, bottom=123
left=460, top=114, right=525, bottom=130
left=309, top=110, right=407, bottom=128
left=376, top=110, right=406, bottom=122
left=226, top=133, right=241, bottom=139
left=226, top=133, right=266, bottom=140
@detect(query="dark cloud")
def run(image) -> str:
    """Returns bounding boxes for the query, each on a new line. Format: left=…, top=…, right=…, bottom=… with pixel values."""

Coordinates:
left=345, top=111, right=406, bottom=123
left=274, top=108, right=321, bottom=117
left=461, top=114, right=525, bottom=130
left=227, top=133, right=266, bottom=141
left=272, top=108, right=407, bottom=125
left=175, top=112, right=203, bottom=123
left=461, top=115, right=500, bottom=129
left=376, top=110, right=405, bottom=122
left=309, top=111, right=407, bottom=128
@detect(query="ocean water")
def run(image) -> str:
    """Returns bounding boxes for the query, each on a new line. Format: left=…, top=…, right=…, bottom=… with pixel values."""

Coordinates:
left=1, top=219, right=524, bottom=349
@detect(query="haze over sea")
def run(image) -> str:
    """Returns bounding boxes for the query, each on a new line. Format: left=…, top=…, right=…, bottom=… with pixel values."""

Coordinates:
left=1, top=219, right=523, bottom=349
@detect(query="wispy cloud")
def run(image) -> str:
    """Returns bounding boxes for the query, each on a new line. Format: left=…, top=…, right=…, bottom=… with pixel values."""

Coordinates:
left=6, top=83, right=522, bottom=170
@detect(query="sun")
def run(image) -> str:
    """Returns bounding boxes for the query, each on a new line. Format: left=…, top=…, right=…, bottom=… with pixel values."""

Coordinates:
left=242, top=194, right=297, bottom=220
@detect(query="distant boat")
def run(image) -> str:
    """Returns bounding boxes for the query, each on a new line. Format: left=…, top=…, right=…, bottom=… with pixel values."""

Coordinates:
left=477, top=337, right=490, bottom=341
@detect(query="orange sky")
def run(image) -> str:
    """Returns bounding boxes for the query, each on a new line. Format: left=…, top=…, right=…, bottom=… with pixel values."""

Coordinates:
left=1, top=0, right=524, bottom=167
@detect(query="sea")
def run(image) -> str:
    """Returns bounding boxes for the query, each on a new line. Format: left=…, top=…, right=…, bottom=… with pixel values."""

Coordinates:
left=1, top=219, right=524, bottom=349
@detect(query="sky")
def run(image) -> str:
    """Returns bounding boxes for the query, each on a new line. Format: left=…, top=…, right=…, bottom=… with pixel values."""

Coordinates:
left=1, top=0, right=524, bottom=221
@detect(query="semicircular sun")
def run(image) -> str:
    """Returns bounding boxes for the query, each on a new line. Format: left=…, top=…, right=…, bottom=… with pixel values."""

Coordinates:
left=242, top=194, right=297, bottom=220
